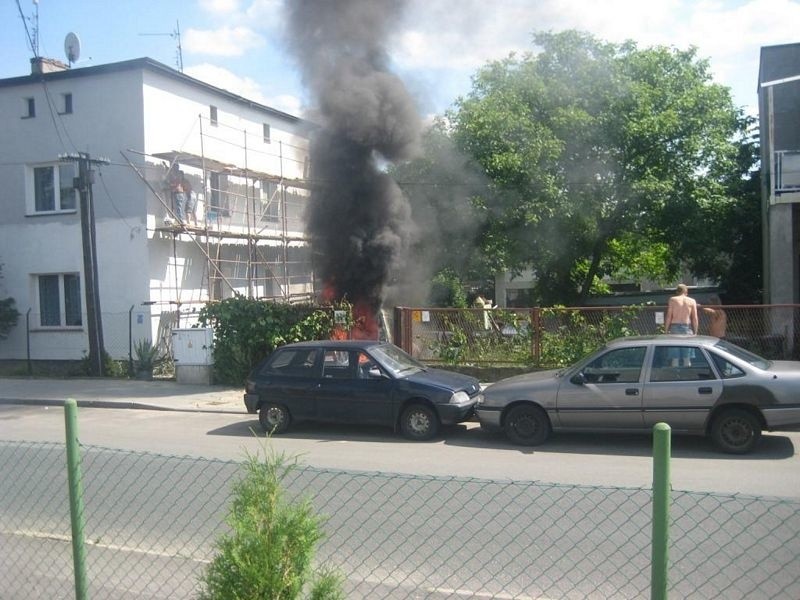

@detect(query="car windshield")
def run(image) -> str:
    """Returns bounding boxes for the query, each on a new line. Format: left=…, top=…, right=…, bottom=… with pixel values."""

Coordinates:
left=370, top=343, right=426, bottom=377
left=714, top=340, right=771, bottom=370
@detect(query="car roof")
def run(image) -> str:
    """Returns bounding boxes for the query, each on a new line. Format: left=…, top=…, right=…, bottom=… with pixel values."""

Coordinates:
left=279, top=340, right=386, bottom=350
left=606, top=335, right=720, bottom=348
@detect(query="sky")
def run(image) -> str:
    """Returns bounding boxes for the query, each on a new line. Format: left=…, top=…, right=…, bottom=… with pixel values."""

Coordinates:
left=2, top=0, right=799, bottom=121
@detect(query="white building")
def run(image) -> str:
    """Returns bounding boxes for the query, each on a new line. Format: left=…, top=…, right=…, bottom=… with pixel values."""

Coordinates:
left=0, top=57, right=315, bottom=368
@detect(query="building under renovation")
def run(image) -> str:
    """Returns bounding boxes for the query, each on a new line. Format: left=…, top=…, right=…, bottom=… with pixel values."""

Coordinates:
left=0, top=57, right=316, bottom=365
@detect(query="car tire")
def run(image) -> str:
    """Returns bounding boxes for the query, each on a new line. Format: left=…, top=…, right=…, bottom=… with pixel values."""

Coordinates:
left=504, top=404, right=550, bottom=446
left=400, top=404, right=440, bottom=441
left=259, top=403, right=290, bottom=434
left=711, top=408, right=761, bottom=454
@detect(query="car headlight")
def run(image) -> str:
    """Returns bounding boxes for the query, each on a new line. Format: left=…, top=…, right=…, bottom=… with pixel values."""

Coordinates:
left=449, top=391, right=471, bottom=405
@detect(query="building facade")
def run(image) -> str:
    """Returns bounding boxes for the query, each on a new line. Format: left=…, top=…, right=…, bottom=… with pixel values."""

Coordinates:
left=0, top=57, right=314, bottom=364
left=759, top=43, right=800, bottom=305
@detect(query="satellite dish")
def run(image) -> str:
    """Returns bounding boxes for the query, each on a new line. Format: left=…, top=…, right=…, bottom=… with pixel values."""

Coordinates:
left=64, top=32, right=81, bottom=66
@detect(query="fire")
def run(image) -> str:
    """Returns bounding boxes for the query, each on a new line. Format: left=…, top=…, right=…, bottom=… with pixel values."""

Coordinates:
left=322, top=281, right=380, bottom=341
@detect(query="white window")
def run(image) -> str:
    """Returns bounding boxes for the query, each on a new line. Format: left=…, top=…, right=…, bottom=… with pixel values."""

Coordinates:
left=31, top=163, right=78, bottom=213
left=210, top=105, right=218, bottom=126
left=37, top=273, right=82, bottom=327
left=263, top=123, right=271, bottom=144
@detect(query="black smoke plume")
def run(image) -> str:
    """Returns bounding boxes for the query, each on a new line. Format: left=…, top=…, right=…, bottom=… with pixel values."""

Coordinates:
left=285, top=0, right=421, bottom=317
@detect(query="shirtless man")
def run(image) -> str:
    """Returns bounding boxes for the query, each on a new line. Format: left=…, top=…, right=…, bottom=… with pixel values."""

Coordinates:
left=664, top=284, right=698, bottom=335
left=665, top=284, right=698, bottom=367
left=702, top=295, right=727, bottom=339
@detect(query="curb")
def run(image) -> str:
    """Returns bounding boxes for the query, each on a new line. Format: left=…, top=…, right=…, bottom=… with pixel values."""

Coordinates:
left=0, top=397, right=247, bottom=415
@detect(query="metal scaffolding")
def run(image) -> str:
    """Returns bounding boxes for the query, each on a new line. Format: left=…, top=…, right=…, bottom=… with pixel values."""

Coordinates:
left=124, top=114, right=316, bottom=309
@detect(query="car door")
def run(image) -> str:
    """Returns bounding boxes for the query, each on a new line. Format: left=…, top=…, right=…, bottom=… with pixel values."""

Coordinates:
left=261, top=347, right=319, bottom=420
left=556, top=346, right=647, bottom=428
left=315, top=350, right=395, bottom=425
left=642, top=344, right=721, bottom=430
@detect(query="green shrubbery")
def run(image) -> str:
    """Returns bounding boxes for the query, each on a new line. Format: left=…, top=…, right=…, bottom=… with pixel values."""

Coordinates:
left=200, top=444, right=344, bottom=600
left=197, top=297, right=351, bottom=385
left=538, top=307, right=640, bottom=367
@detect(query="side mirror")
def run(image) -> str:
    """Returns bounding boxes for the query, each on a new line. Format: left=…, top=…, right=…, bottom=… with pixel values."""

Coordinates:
left=570, top=372, right=586, bottom=385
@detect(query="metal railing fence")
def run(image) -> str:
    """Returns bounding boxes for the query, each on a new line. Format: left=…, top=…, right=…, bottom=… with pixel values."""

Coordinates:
left=1, top=438, right=799, bottom=599
left=397, top=305, right=800, bottom=366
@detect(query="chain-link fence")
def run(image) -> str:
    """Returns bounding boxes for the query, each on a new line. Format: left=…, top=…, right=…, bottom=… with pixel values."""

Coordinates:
left=399, top=305, right=800, bottom=366
left=1, top=438, right=799, bottom=599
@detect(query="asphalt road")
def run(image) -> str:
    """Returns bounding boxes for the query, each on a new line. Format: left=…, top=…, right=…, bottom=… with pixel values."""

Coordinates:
left=2, top=404, right=799, bottom=498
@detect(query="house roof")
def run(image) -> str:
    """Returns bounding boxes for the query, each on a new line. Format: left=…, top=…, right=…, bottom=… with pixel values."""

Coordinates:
left=758, top=43, right=800, bottom=90
left=0, top=56, right=305, bottom=125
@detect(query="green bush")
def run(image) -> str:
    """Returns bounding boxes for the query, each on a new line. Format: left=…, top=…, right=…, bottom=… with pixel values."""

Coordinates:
left=197, top=297, right=344, bottom=386
left=539, top=306, right=640, bottom=367
left=0, top=297, right=20, bottom=339
left=200, top=444, right=344, bottom=600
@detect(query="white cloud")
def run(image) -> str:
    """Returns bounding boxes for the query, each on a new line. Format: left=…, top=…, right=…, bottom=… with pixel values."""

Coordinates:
left=199, top=0, right=241, bottom=14
left=183, top=26, right=264, bottom=57
left=395, top=0, right=800, bottom=113
left=185, top=63, right=304, bottom=116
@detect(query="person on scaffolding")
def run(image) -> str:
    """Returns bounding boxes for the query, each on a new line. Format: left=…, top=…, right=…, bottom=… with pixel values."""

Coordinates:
left=181, top=171, right=197, bottom=226
left=165, top=164, right=186, bottom=224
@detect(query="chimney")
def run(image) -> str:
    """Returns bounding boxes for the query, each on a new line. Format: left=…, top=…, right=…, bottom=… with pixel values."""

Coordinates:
left=30, top=57, right=69, bottom=75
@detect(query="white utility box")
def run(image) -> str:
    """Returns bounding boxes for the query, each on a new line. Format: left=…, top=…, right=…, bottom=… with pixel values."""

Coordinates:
left=172, top=327, right=214, bottom=384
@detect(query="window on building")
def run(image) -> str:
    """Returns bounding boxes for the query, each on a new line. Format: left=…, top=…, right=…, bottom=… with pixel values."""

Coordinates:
left=38, top=273, right=82, bottom=327
left=23, top=97, right=35, bottom=118
left=209, top=171, right=229, bottom=216
left=32, top=163, right=78, bottom=212
left=210, top=105, right=218, bottom=126
left=259, top=181, right=281, bottom=223
left=263, top=123, right=271, bottom=144
left=61, top=93, right=73, bottom=114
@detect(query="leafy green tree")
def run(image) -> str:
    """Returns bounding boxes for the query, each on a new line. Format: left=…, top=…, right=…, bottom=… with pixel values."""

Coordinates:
left=674, top=118, right=762, bottom=303
left=448, top=30, right=747, bottom=305
left=0, top=298, right=19, bottom=340
left=200, top=444, right=344, bottom=600
left=0, top=262, right=20, bottom=339
left=391, top=122, right=493, bottom=305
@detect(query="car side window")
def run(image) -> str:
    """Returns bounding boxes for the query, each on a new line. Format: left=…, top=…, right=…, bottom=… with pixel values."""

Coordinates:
left=322, top=350, right=355, bottom=379
left=709, top=352, right=746, bottom=379
left=264, top=349, right=317, bottom=377
left=356, top=352, right=382, bottom=379
left=650, top=347, right=716, bottom=382
left=583, top=347, right=646, bottom=384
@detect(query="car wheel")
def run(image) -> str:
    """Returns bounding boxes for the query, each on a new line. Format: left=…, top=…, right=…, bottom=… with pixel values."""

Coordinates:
left=400, top=404, right=440, bottom=441
left=259, top=403, right=290, bottom=434
left=504, top=404, right=550, bottom=446
left=711, top=408, right=761, bottom=454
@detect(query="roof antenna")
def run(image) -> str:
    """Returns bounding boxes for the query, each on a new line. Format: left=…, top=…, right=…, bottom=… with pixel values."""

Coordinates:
left=139, top=19, right=183, bottom=72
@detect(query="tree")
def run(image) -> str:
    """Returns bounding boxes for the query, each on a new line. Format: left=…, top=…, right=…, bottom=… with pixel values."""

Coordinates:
left=390, top=120, right=493, bottom=306
left=0, top=262, right=20, bottom=339
left=674, top=118, right=763, bottom=303
left=448, top=30, right=747, bottom=305
left=200, top=445, right=343, bottom=599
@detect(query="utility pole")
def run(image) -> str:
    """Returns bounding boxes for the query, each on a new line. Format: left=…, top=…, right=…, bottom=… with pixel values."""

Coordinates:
left=60, top=152, right=110, bottom=376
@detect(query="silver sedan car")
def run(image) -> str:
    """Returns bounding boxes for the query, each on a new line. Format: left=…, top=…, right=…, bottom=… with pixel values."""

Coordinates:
left=476, top=335, right=800, bottom=453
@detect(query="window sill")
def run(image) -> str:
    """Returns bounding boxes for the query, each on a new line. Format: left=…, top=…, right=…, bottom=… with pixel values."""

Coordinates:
left=31, top=326, right=84, bottom=332
left=26, top=209, right=78, bottom=217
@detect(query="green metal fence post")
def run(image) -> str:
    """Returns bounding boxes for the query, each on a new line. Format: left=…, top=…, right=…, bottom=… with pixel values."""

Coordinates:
left=64, top=399, right=88, bottom=600
left=651, top=422, right=671, bottom=600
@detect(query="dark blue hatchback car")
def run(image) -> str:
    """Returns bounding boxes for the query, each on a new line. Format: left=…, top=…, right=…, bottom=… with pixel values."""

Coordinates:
left=244, top=340, right=482, bottom=440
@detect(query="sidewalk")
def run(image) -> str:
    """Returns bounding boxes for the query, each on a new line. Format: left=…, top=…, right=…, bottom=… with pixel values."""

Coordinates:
left=0, top=377, right=246, bottom=414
